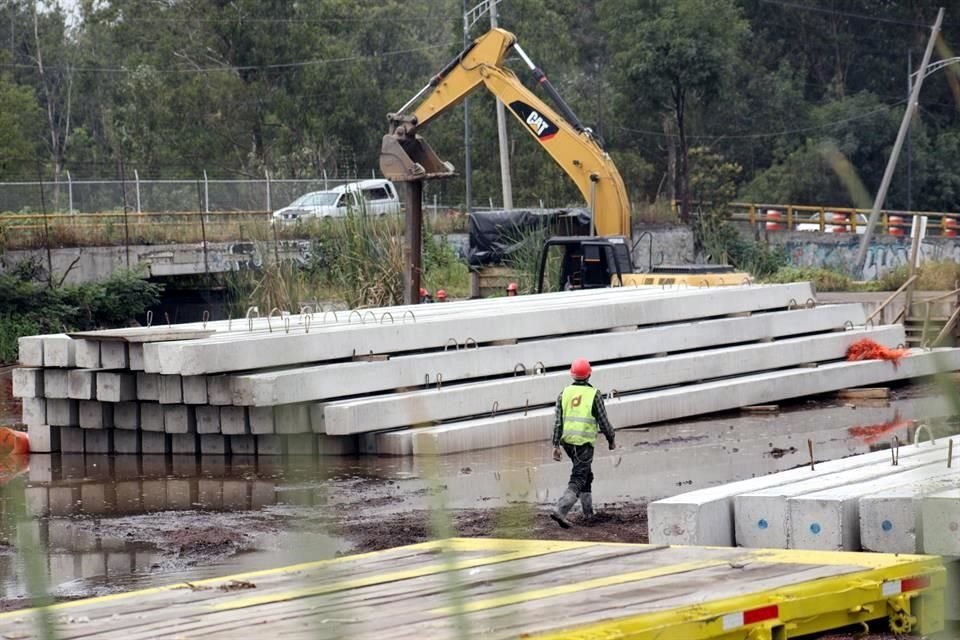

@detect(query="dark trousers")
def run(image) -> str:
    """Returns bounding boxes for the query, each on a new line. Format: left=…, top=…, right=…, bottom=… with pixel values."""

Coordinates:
left=562, top=441, right=594, bottom=495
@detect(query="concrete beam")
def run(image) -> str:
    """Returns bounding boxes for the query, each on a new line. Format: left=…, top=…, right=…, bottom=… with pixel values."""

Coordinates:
left=143, top=284, right=815, bottom=374
left=182, top=376, right=207, bottom=404
left=859, top=473, right=960, bottom=553
left=43, top=335, right=75, bottom=368
left=140, top=403, right=164, bottom=432
left=27, top=425, right=60, bottom=453
left=18, top=335, right=49, bottom=367
left=21, top=398, right=46, bottom=426
left=321, top=328, right=898, bottom=435
left=79, top=401, right=113, bottom=429
left=43, top=369, right=69, bottom=399
left=159, top=375, right=182, bottom=404
left=232, top=304, right=865, bottom=407
left=12, top=368, right=44, bottom=398
left=394, top=348, right=959, bottom=457
left=67, top=369, right=98, bottom=400
left=113, top=402, right=140, bottom=430
left=220, top=406, right=249, bottom=435
left=46, top=399, right=79, bottom=427
left=100, top=341, right=128, bottom=370
left=97, top=372, right=136, bottom=402
left=920, top=488, right=960, bottom=555
left=195, top=406, right=221, bottom=434
left=74, top=340, right=101, bottom=369
left=136, top=372, right=160, bottom=401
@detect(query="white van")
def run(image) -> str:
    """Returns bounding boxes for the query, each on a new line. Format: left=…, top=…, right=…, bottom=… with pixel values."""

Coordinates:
left=272, top=178, right=401, bottom=222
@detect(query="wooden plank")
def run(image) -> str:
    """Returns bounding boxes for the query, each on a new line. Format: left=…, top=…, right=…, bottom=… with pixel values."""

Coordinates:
left=837, top=387, right=890, bottom=399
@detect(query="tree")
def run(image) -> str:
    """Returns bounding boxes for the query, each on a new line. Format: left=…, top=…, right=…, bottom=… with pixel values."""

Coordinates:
left=601, top=0, right=749, bottom=221
left=0, top=68, right=42, bottom=180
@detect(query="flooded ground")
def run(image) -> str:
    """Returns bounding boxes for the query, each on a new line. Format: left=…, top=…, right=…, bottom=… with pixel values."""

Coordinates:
left=0, top=367, right=956, bottom=634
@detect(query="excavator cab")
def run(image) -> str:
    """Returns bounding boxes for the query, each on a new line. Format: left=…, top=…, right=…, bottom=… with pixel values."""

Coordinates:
left=536, top=236, right=631, bottom=292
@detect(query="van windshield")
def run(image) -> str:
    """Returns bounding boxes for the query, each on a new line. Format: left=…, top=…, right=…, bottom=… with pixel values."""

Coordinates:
left=291, top=192, right=339, bottom=207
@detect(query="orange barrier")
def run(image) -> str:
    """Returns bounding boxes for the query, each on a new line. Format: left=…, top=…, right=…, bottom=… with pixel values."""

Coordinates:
left=765, top=209, right=784, bottom=231
left=945, top=217, right=958, bottom=237
left=0, top=428, right=29, bottom=456
left=829, top=212, right=849, bottom=233
left=888, top=215, right=906, bottom=236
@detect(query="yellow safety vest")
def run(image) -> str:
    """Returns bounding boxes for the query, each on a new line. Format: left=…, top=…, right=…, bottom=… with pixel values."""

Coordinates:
left=561, top=385, right=598, bottom=446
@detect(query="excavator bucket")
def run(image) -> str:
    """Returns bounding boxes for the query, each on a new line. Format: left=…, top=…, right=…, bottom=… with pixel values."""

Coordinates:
left=380, top=133, right=456, bottom=182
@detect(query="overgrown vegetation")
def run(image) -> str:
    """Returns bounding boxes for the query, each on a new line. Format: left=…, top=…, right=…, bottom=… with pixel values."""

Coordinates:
left=761, top=267, right=856, bottom=292
left=0, top=262, right=163, bottom=363
left=879, top=261, right=960, bottom=292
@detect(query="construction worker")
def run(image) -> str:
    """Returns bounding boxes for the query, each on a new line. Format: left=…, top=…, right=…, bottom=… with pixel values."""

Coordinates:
left=419, top=287, right=433, bottom=303
left=506, top=282, right=519, bottom=296
left=550, top=358, right=616, bottom=528
left=435, top=289, right=448, bottom=302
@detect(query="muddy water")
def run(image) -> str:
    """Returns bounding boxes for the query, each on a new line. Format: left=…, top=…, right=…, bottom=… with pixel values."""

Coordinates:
left=0, top=366, right=955, bottom=608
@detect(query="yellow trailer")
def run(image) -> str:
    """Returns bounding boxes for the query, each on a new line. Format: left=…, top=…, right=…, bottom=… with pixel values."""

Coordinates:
left=0, top=538, right=943, bottom=639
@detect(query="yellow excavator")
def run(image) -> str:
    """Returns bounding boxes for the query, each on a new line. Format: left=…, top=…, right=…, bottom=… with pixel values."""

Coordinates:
left=380, top=27, right=748, bottom=291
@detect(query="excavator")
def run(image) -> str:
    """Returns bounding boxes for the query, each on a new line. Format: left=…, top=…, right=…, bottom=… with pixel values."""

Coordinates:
left=380, top=27, right=748, bottom=292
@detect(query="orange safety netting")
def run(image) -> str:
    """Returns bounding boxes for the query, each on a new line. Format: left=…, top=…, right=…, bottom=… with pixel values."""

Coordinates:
left=846, top=338, right=909, bottom=367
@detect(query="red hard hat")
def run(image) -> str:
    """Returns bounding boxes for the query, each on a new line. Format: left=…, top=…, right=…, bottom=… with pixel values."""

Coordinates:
left=419, top=287, right=428, bottom=297
left=436, top=289, right=447, bottom=299
left=570, top=359, right=592, bottom=380
left=507, top=282, right=518, bottom=291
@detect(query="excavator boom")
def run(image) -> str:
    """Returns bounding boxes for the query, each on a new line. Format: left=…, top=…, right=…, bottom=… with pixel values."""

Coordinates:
left=380, top=28, right=630, bottom=238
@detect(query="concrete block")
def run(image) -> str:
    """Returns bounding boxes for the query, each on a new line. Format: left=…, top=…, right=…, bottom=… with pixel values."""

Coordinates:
left=136, top=372, right=160, bottom=401
left=182, top=376, right=208, bottom=404
left=159, top=375, right=183, bottom=404
left=60, top=426, right=85, bottom=453
left=113, top=402, right=140, bottom=430
left=285, top=433, right=317, bottom=455
left=170, top=433, right=198, bottom=455
left=249, top=406, right=274, bottom=434
left=79, top=401, right=114, bottom=429
left=100, top=341, right=128, bottom=369
left=43, top=335, right=76, bottom=368
left=12, top=367, right=44, bottom=398
left=274, top=403, right=311, bottom=434
left=195, top=406, right=221, bottom=434
left=199, top=434, right=228, bottom=455
left=128, top=343, right=145, bottom=371
left=207, top=375, right=232, bottom=405
left=859, top=475, right=960, bottom=553
left=27, top=425, right=60, bottom=453
left=18, top=335, right=47, bottom=367
left=67, top=369, right=97, bottom=400
left=163, top=405, right=195, bottom=434
left=97, top=372, right=136, bottom=402
left=84, top=429, right=113, bottom=454
left=74, top=339, right=101, bottom=369
left=140, top=403, right=164, bottom=432
left=220, top=407, right=249, bottom=435
left=140, top=431, right=169, bottom=455
left=257, top=434, right=283, bottom=455
left=229, top=435, right=256, bottom=455
left=21, top=398, right=46, bottom=426
left=46, top=399, right=79, bottom=427
left=43, top=369, right=69, bottom=399
left=112, top=429, right=141, bottom=454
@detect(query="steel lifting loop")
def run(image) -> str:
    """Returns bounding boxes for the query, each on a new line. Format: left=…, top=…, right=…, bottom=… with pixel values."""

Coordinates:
left=436, top=373, right=443, bottom=389
left=227, top=313, right=233, bottom=331
left=267, top=307, right=282, bottom=334
left=380, top=311, right=395, bottom=325
left=892, top=435, right=900, bottom=466
left=303, top=313, right=312, bottom=334
left=464, top=337, right=478, bottom=350
left=787, top=298, right=798, bottom=310
left=513, top=363, right=527, bottom=376
left=534, top=361, right=546, bottom=375
left=424, top=373, right=430, bottom=388
left=146, top=310, right=153, bottom=327
left=202, top=310, right=210, bottom=329
left=299, top=304, right=314, bottom=316
left=363, top=310, right=377, bottom=324
left=491, top=401, right=499, bottom=417
left=865, top=318, right=875, bottom=329
left=607, top=389, right=619, bottom=400
left=323, top=309, right=339, bottom=324
left=284, top=317, right=291, bottom=334
left=913, top=423, right=936, bottom=447
left=700, top=279, right=710, bottom=288
left=741, top=276, right=753, bottom=286
left=805, top=297, right=816, bottom=309
left=246, top=306, right=259, bottom=332
left=897, top=342, right=906, bottom=350
left=402, top=309, right=416, bottom=324
left=348, top=310, right=362, bottom=324
left=164, top=312, right=172, bottom=328
left=444, top=338, right=460, bottom=352
left=524, top=399, right=529, bottom=416
left=843, top=320, right=855, bottom=330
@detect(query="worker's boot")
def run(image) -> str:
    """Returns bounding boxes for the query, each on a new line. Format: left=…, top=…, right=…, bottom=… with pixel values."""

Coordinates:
left=550, top=488, right=578, bottom=529
left=580, top=492, right=594, bottom=520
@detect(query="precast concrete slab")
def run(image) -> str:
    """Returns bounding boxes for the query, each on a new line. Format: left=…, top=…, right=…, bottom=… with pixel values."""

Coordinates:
left=43, top=335, right=75, bottom=368
left=182, top=376, right=208, bottom=404
left=220, top=406, right=249, bottom=435
left=99, top=341, right=128, bottom=370
left=859, top=474, right=960, bottom=553
left=140, top=403, right=164, bottom=432
left=230, top=304, right=864, bottom=406
left=143, top=284, right=815, bottom=374
left=920, top=488, right=960, bottom=555
left=27, top=425, right=60, bottom=453
left=734, top=445, right=952, bottom=549
left=113, top=402, right=140, bottom=430
left=43, top=369, right=69, bottom=399
left=789, top=464, right=960, bottom=551
left=67, top=369, right=98, bottom=400
left=79, top=401, right=113, bottom=429
left=74, top=340, right=101, bottom=369
left=397, top=348, right=960, bottom=456
left=96, top=372, right=136, bottom=402
left=196, top=406, right=221, bottom=434
left=12, top=368, right=43, bottom=398
left=274, top=403, right=311, bottom=434
left=159, top=375, right=182, bottom=404
left=136, top=372, right=160, bottom=401
left=46, top=399, right=78, bottom=427
left=321, top=328, right=899, bottom=435
left=21, top=398, right=45, bottom=426
left=207, top=376, right=233, bottom=405
left=17, top=335, right=48, bottom=367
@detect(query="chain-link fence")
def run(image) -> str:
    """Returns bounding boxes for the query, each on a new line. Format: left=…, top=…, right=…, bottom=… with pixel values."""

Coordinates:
left=0, top=174, right=385, bottom=215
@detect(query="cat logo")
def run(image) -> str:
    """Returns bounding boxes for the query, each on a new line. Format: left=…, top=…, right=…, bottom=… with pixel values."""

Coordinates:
left=509, top=100, right=559, bottom=141
left=570, top=394, right=583, bottom=408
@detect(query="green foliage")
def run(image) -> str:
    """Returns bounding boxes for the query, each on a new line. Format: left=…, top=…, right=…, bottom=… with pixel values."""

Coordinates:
left=879, top=261, right=960, bottom=292
left=695, top=214, right=786, bottom=278
left=761, top=266, right=853, bottom=292
left=0, top=315, right=40, bottom=365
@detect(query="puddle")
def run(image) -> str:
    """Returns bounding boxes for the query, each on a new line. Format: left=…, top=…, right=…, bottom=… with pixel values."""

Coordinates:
left=0, top=367, right=956, bottom=610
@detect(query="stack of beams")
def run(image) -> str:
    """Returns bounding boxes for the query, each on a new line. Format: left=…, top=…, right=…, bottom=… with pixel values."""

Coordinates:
left=649, top=436, right=960, bottom=553
left=12, top=282, right=959, bottom=457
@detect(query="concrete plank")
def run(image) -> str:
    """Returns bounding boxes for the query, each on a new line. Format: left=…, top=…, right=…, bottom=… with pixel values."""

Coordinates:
left=143, top=284, right=815, bottom=375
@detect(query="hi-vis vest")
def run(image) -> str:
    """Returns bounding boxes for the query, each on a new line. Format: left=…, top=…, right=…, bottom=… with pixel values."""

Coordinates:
left=561, top=385, right=598, bottom=446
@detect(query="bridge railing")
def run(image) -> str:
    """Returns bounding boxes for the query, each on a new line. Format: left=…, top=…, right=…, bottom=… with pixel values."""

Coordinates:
left=727, top=202, right=960, bottom=237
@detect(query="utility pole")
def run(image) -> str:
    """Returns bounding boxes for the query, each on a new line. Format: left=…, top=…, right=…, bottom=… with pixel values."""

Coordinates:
left=489, top=0, right=514, bottom=210
left=855, top=7, right=943, bottom=275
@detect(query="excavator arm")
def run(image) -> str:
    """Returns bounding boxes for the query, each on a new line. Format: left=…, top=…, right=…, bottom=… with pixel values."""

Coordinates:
left=380, top=28, right=631, bottom=238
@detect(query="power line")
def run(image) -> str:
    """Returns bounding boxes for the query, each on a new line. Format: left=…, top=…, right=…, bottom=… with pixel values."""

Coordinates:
left=757, top=0, right=950, bottom=29
left=615, top=99, right=905, bottom=141
left=0, top=42, right=455, bottom=74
